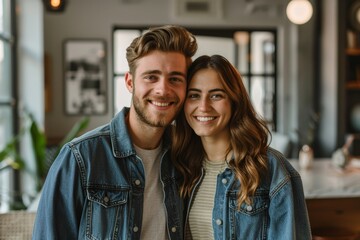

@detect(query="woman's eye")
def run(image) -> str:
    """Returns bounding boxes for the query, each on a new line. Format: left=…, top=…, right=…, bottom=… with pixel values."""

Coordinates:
left=187, top=93, right=200, bottom=99
left=210, top=94, right=223, bottom=100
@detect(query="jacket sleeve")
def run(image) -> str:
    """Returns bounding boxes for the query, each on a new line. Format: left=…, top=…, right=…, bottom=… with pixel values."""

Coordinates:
left=268, top=168, right=312, bottom=240
left=32, top=144, right=85, bottom=239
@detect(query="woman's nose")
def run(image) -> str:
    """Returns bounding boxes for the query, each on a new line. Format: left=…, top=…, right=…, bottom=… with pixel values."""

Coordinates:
left=198, top=97, right=211, bottom=111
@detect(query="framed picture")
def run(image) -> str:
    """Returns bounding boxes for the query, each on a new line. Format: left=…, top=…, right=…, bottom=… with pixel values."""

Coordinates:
left=64, top=39, right=107, bottom=115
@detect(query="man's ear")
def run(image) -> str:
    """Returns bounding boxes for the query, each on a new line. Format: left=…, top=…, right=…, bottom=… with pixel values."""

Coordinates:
left=125, top=72, right=133, bottom=93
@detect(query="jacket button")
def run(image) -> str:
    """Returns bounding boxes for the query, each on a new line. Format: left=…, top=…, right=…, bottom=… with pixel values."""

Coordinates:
left=133, top=226, right=139, bottom=232
left=103, top=196, right=109, bottom=203
left=215, top=219, right=223, bottom=225
left=246, top=205, right=253, bottom=212
left=134, top=179, right=141, bottom=186
left=221, top=178, right=228, bottom=184
left=171, top=226, right=177, bottom=232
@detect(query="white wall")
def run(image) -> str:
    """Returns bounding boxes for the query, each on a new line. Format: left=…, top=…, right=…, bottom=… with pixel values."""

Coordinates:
left=42, top=0, right=326, bottom=156
left=44, top=0, right=296, bottom=135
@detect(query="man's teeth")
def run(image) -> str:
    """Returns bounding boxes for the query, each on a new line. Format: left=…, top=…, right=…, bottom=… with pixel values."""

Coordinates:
left=196, top=116, right=215, bottom=122
left=152, top=101, right=170, bottom=107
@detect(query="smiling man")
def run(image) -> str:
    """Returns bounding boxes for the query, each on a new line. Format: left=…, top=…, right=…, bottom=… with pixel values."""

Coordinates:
left=32, top=25, right=197, bottom=240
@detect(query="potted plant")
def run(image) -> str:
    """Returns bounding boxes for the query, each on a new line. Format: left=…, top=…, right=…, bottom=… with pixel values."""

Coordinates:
left=0, top=113, right=89, bottom=210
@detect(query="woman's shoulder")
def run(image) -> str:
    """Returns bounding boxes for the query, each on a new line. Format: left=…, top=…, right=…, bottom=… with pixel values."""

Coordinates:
left=265, top=148, right=301, bottom=192
left=267, top=147, right=299, bottom=174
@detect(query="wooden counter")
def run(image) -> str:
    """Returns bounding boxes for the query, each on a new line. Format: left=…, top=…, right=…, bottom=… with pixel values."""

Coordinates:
left=290, top=159, right=360, bottom=235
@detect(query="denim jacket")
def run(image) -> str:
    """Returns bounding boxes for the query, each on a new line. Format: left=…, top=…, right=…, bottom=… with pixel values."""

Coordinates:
left=185, top=148, right=312, bottom=240
left=32, top=107, right=184, bottom=240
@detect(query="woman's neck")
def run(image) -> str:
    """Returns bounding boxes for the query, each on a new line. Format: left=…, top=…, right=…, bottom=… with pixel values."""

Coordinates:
left=201, top=135, right=231, bottom=163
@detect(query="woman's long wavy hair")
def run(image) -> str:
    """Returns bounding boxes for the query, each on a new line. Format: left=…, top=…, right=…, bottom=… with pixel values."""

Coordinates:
left=171, top=55, right=270, bottom=208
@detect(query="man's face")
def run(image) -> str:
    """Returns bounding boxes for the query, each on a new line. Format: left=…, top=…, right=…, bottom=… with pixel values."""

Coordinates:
left=125, top=50, right=187, bottom=128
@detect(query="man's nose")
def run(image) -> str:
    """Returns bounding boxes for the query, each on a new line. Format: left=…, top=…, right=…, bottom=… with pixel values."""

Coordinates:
left=154, top=79, right=170, bottom=95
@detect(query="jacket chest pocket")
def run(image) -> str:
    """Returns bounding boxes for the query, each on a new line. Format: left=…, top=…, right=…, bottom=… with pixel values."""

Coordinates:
left=228, top=190, right=269, bottom=239
left=86, top=187, right=129, bottom=240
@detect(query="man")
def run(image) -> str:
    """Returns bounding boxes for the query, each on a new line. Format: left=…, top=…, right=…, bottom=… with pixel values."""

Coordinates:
left=32, top=25, right=197, bottom=239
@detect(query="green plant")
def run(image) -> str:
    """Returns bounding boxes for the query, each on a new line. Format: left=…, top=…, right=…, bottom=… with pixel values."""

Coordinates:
left=28, top=114, right=90, bottom=190
left=0, top=113, right=90, bottom=208
left=0, top=132, right=26, bottom=172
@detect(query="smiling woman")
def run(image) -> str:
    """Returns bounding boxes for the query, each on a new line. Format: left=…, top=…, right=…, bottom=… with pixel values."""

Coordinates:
left=185, top=68, right=232, bottom=139
left=172, top=55, right=311, bottom=239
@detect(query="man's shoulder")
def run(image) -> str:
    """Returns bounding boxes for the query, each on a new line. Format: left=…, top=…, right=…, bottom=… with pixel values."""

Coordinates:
left=69, top=123, right=111, bottom=146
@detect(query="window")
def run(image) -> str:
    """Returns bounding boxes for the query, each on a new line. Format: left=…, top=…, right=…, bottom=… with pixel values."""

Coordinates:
left=0, top=0, right=16, bottom=212
left=112, top=27, right=277, bottom=129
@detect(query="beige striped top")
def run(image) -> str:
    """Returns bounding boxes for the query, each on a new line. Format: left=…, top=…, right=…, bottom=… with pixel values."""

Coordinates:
left=188, top=159, right=228, bottom=240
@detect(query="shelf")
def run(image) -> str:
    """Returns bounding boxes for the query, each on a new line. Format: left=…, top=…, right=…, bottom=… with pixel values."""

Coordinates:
left=346, top=81, right=360, bottom=89
left=346, top=48, right=360, bottom=55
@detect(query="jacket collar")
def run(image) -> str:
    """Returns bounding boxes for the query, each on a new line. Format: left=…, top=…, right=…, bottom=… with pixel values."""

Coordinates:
left=110, top=107, right=172, bottom=158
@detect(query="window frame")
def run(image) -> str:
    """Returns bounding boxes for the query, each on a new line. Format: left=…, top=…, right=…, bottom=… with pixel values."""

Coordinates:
left=112, top=26, right=277, bottom=130
left=0, top=0, right=19, bottom=212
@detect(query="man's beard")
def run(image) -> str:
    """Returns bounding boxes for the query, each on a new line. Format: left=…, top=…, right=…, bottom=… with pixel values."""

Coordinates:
left=132, top=94, right=176, bottom=128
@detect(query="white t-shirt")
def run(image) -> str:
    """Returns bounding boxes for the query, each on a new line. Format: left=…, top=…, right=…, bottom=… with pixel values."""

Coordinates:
left=134, top=143, right=168, bottom=240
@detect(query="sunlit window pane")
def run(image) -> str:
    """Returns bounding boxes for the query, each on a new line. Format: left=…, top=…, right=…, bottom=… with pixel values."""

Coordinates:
left=114, top=75, right=132, bottom=115
left=250, top=77, right=275, bottom=123
left=0, top=106, right=13, bottom=213
left=0, top=0, right=3, bottom=33
left=0, top=41, right=11, bottom=101
left=113, top=30, right=141, bottom=73
left=0, top=0, right=11, bottom=34
left=0, top=106, right=12, bottom=149
left=234, top=31, right=249, bottom=74
left=251, top=32, right=275, bottom=74
left=194, top=36, right=235, bottom=62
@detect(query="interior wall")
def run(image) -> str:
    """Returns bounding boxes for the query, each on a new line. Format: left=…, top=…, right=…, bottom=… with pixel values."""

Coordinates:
left=42, top=0, right=322, bottom=156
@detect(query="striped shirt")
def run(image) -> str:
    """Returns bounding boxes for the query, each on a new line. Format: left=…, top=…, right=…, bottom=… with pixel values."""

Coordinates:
left=188, top=159, right=228, bottom=240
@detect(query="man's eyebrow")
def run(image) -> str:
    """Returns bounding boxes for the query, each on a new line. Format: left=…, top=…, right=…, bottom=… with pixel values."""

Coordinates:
left=141, top=70, right=186, bottom=78
left=170, top=71, right=186, bottom=78
left=141, top=70, right=161, bottom=76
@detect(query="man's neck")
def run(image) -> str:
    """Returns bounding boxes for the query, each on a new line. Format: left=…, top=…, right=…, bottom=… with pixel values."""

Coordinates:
left=126, top=109, right=165, bottom=150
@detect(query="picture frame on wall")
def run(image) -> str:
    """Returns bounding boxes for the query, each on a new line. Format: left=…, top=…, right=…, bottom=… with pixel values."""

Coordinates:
left=63, top=39, right=107, bottom=115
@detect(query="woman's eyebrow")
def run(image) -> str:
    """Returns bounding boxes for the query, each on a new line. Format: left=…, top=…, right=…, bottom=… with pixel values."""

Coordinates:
left=208, top=88, right=226, bottom=93
left=188, top=88, right=225, bottom=93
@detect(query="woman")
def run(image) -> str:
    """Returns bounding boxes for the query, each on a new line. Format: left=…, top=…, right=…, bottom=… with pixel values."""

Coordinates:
left=172, top=55, right=311, bottom=239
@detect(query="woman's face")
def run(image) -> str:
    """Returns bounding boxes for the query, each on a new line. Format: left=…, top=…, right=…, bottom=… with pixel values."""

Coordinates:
left=184, top=68, right=232, bottom=140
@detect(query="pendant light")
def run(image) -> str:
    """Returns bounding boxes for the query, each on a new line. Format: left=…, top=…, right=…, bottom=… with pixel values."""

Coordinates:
left=286, top=0, right=313, bottom=25
left=43, top=0, right=67, bottom=12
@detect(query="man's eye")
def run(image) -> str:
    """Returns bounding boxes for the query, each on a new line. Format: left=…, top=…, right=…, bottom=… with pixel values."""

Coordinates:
left=145, top=75, right=157, bottom=81
left=170, top=77, right=184, bottom=83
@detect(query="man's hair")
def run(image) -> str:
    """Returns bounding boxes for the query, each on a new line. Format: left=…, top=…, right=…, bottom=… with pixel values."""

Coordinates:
left=126, top=25, right=197, bottom=75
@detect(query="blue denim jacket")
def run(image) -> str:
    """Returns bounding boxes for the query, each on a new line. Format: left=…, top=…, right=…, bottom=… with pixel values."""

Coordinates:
left=32, top=107, right=184, bottom=240
left=186, top=148, right=312, bottom=240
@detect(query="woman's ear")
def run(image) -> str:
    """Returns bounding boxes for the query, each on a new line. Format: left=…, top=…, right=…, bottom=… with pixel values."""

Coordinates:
left=125, top=72, right=133, bottom=93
